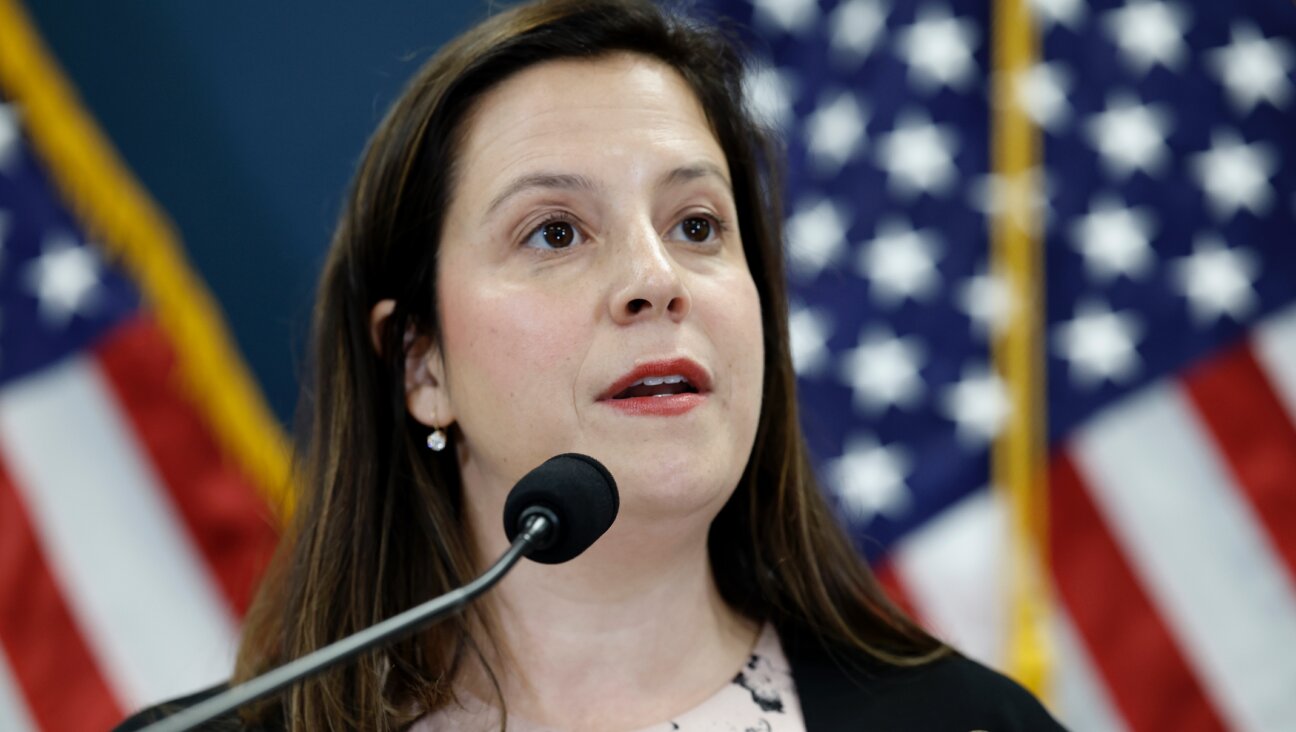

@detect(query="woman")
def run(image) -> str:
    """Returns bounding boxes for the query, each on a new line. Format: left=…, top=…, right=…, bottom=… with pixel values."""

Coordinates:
left=120, top=0, right=1064, bottom=729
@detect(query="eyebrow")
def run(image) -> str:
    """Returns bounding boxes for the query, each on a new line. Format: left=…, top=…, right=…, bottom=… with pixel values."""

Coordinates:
left=486, top=172, right=599, bottom=217
left=657, top=161, right=732, bottom=192
left=484, top=161, right=733, bottom=218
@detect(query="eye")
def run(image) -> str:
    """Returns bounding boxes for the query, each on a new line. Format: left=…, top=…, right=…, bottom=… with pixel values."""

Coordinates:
left=523, top=217, right=584, bottom=250
left=668, top=215, right=723, bottom=244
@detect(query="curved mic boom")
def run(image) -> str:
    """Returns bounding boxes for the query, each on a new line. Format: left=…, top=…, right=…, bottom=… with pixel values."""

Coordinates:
left=138, top=453, right=618, bottom=732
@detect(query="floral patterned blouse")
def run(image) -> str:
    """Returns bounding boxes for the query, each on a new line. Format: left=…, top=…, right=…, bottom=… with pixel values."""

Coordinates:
left=411, top=624, right=806, bottom=731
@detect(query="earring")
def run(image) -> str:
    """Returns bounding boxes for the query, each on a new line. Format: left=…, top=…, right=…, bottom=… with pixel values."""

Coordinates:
left=426, top=410, right=447, bottom=452
left=426, top=425, right=447, bottom=452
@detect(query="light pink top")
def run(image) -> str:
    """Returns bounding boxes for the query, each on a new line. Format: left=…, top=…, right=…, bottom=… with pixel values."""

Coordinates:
left=411, top=624, right=806, bottom=731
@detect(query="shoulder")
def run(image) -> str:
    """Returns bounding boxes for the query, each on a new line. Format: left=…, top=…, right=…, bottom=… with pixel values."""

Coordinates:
left=783, top=632, right=1068, bottom=731
left=113, top=684, right=274, bottom=732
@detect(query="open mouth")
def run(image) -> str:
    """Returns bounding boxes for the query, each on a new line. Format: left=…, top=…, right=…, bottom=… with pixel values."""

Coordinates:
left=598, top=358, right=710, bottom=416
left=612, top=374, right=700, bottom=399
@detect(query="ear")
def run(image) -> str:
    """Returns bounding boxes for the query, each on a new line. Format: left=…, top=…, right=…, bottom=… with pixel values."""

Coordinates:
left=369, top=299, right=454, bottom=430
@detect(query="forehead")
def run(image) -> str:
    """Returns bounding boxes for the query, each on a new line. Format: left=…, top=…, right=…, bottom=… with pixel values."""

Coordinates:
left=452, top=53, right=728, bottom=202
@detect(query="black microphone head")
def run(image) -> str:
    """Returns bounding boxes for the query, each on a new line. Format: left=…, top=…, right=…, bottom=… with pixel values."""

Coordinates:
left=503, top=453, right=619, bottom=564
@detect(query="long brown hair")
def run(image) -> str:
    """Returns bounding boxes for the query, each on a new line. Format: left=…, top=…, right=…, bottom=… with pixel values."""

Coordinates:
left=233, top=0, right=944, bottom=728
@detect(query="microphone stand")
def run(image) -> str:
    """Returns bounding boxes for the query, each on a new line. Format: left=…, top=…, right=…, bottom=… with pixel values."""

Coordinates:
left=140, top=514, right=552, bottom=732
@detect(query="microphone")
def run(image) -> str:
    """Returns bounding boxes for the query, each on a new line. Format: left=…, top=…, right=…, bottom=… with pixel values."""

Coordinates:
left=504, top=452, right=619, bottom=564
left=140, top=453, right=618, bottom=732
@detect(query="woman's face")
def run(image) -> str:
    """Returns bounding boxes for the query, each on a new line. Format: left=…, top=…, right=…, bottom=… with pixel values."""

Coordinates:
left=428, top=53, right=764, bottom=527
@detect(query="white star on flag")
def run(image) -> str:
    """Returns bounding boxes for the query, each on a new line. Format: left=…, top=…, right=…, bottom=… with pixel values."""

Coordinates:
left=957, top=270, right=1014, bottom=337
left=839, top=327, right=927, bottom=413
left=1170, top=236, right=1260, bottom=325
left=1189, top=129, right=1279, bottom=220
left=744, top=64, right=798, bottom=131
left=1102, top=0, right=1191, bottom=74
left=1028, top=0, right=1085, bottom=30
left=856, top=218, right=943, bottom=305
left=829, top=0, right=887, bottom=63
left=1069, top=196, right=1157, bottom=282
left=789, top=304, right=834, bottom=377
left=1053, top=299, right=1145, bottom=388
left=895, top=5, right=980, bottom=93
left=941, top=365, right=1012, bottom=444
left=23, top=232, right=105, bottom=328
left=806, top=91, right=868, bottom=174
left=827, top=434, right=913, bottom=522
left=1206, top=23, right=1295, bottom=115
left=876, top=112, right=959, bottom=198
left=1014, top=62, right=1072, bottom=132
left=969, top=169, right=1050, bottom=234
left=751, top=0, right=819, bottom=35
left=1084, top=94, right=1174, bottom=179
left=785, top=198, right=850, bottom=279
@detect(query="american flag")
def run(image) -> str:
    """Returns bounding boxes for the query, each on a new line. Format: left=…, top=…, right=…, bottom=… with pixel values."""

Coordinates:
left=0, top=1, right=282, bottom=728
left=709, top=0, right=1296, bottom=729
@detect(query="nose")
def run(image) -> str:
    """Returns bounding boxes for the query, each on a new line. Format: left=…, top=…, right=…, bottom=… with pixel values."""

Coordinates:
left=608, top=221, right=691, bottom=325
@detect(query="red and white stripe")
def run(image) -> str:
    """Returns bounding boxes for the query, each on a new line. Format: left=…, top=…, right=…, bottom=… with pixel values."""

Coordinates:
left=1070, top=382, right=1296, bottom=730
left=1047, top=605, right=1129, bottom=732
left=883, top=487, right=1125, bottom=729
left=0, top=647, right=38, bottom=732
left=884, top=304, right=1296, bottom=731
left=1, top=446, right=125, bottom=731
left=889, top=488, right=1008, bottom=666
left=0, top=317, right=277, bottom=731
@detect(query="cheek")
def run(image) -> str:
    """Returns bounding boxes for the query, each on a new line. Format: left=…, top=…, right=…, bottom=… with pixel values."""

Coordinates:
left=701, top=272, right=766, bottom=422
left=737, top=289, right=766, bottom=421
left=439, top=280, right=588, bottom=445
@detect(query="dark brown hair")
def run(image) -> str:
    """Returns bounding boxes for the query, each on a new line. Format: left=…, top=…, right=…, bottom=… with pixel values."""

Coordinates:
left=233, top=0, right=943, bottom=728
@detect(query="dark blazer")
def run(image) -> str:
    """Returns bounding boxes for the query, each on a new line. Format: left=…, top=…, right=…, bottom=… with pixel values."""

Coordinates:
left=117, top=635, right=1067, bottom=731
left=783, top=629, right=1067, bottom=730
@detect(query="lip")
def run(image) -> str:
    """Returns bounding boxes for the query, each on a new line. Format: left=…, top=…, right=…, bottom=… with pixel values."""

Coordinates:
left=597, top=357, right=712, bottom=417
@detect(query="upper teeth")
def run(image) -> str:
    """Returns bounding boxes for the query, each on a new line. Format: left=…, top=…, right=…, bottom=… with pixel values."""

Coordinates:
left=634, top=374, right=688, bottom=387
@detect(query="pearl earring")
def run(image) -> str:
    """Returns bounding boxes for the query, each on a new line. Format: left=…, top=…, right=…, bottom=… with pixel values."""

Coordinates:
left=426, top=413, right=447, bottom=452
left=427, top=428, right=447, bottom=451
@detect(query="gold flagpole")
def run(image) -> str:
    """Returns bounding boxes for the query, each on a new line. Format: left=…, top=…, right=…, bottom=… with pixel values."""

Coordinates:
left=990, top=0, right=1052, bottom=696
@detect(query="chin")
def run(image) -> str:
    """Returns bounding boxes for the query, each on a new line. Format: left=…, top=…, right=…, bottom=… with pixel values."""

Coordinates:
left=598, top=450, right=742, bottom=524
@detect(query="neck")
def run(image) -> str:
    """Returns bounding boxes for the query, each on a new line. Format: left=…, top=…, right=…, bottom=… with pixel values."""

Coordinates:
left=459, top=483, right=757, bottom=730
